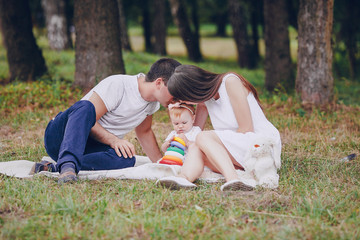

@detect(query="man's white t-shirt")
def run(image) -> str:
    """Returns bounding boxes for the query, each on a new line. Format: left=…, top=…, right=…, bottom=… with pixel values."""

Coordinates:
left=82, top=73, right=160, bottom=139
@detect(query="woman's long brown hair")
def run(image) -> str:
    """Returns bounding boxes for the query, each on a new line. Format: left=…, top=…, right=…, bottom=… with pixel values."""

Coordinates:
left=168, top=65, right=261, bottom=107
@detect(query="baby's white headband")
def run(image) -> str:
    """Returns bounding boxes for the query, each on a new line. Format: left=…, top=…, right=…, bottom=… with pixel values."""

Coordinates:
left=168, top=102, right=194, bottom=115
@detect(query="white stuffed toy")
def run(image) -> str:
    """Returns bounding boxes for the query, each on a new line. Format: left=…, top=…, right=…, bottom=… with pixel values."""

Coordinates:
left=244, top=136, right=281, bottom=189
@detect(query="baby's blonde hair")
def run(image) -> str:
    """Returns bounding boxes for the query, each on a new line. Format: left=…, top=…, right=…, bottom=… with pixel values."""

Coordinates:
left=169, top=103, right=195, bottom=119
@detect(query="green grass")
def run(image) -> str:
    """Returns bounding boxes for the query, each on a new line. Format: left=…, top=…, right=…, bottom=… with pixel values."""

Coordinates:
left=0, top=29, right=360, bottom=239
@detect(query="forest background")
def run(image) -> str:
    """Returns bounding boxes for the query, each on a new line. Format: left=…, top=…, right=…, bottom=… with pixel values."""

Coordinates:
left=0, top=0, right=359, bottom=239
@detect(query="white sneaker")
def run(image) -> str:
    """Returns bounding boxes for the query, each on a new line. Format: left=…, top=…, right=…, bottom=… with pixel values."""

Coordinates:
left=157, top=176, right=197, bottom=190
left=220, top=179, right=255, bottom=191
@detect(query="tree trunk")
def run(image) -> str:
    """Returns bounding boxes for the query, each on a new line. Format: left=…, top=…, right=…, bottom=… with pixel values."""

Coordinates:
left=151, top=0, right=166, bottom=55
left=215, top=11, right=227, bottom=37
left=190, top=0, right=200, bottom=47
left=296, top=0, right=334, bottom=105
left=210, top=0, right=228, bottom=37
left=264, top=0, right=293, bottom=92
left=41, top=0, right=72, bottom=50
left=117, top=0, right=132, bottom=51
left=250, top=0, right=260, bottom=63
left=74, top=0, right=125, bottom=91
left=0, top=0, right=47, bottom=82
left=228, top=0, right=254, bottom=69
left=340, top=0, right=359, bottom=80
left=169, top=0, right=202, bottom=62
left=141, top=0, right=153, bottom=53
left=288, top=0, right=299, bottom=30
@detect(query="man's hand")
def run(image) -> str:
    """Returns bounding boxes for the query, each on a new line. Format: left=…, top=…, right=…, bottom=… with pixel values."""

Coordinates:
left=110, top=138, right=135, bottom=158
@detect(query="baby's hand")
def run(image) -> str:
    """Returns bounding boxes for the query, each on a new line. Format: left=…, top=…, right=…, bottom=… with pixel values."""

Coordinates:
left=177, top=133, right=189, bottom=146
left=161, top=139, right=171, bottom=153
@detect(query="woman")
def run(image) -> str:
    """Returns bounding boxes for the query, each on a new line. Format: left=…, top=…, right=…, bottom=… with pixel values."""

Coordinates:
left=158, top=65, right=281, bottom=191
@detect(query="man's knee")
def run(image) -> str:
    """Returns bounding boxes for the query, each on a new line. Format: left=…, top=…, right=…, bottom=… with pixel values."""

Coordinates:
left=73, top=100, right=95, bottom=113
left=70, top=100, right=96, bottom=122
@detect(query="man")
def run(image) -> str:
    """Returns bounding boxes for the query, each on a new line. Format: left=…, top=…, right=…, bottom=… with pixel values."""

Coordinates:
left=32, top=58, right=181, bottom=184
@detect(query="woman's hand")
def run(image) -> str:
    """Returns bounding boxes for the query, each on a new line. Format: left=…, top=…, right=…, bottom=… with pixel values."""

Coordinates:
left=110, top=139, right=135, bottom=158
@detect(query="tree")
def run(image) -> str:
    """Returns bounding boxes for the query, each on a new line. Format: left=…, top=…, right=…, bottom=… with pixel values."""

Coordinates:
left=288, top=0, right=299, bottom=30
left=74, top=0, right=125, bottom=90
left=263, top=0, right=293, bottom=92
left=334, top=0, right=360, bottom=80
left=296, top=0, right=334, bottom=105
left=169, top=0, right=202, bottom=62
left=228, top=0, right=254, bottom=68
left=117, top=0, right=132, bottom=51
left=140, top=0, right=153, bottom=52
left=0, top=0, right=47, bottom=82
left=249, top=0, right=261, bottom=64
left=213, top=0, right=228, bottom=37
left=197, top=0, right=228, bottom=37
left=29, top=0, right=46, bottom=28
left=41, top=0, right=72, bottom=50
left=151, top=0, right=167, bottom=55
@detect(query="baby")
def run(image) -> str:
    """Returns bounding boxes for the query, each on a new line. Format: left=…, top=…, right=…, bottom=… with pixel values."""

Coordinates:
left=161, top=102, right=201, bottom=158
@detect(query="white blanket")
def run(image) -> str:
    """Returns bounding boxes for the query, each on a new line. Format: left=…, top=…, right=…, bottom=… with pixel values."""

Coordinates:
left=0, top=155, right=227, bottom=182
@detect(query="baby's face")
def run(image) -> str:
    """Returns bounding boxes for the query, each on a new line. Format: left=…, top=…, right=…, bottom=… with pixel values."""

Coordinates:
left=171, top=110, right=194, bottom=134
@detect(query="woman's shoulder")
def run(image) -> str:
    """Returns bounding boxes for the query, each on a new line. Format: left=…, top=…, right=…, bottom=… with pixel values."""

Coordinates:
left=222, top=73, right=240, bottom=82
left=223, top=73, right=249, bottom=96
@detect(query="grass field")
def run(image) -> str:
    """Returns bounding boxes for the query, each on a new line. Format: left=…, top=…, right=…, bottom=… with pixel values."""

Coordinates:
left=0, top=29, right=360, bottom=239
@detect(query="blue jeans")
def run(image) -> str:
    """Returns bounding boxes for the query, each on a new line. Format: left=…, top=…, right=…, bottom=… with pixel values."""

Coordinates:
left=44, top=100, right=135, bottom=173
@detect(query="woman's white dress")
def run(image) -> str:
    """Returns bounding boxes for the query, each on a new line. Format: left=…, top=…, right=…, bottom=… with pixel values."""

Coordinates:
left=204, top=74, right=282, bottom=169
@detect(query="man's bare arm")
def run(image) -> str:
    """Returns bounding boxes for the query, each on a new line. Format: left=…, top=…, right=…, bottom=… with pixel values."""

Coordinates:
left=88, top=92, right=135, bottom=158
left=135, top=115, right=162, bottom=162
left=194, top=103, right=208, bottom=130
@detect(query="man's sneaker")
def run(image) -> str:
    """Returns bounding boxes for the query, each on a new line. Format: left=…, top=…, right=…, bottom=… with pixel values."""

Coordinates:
left=58, top=171, right=78, bottom=185
left=157, top=176, right=197, bottom=190
left=220, top=179, right=255, bottom=191
left=29, top=161, right=56, bottom=175
left=57, top=162, right=77, bottom=185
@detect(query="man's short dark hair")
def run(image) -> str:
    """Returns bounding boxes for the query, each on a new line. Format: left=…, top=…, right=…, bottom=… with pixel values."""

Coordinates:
left=145, top=58, right=181, bottom=85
